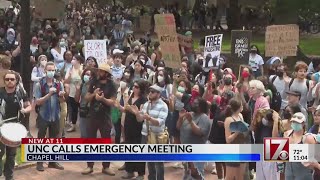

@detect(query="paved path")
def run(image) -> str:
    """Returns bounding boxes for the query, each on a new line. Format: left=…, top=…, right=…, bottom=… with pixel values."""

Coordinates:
left=12, top=111, right=218, bottom=180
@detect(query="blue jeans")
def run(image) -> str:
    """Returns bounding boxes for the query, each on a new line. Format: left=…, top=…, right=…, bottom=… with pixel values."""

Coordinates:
left=183, top=162, right=205, bottom=180
left=79, top=116, right=87, bottom=138
left=141, top=135, right=164, bottom=180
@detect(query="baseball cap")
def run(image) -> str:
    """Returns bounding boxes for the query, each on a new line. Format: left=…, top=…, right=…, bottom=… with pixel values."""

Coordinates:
left=286, top=90, right=301, bottom=97
left=290, top=112, right=306, bottom=123
left=112, top=49, right=124, bottom=54
left=149, top=84, right=164, bottom=93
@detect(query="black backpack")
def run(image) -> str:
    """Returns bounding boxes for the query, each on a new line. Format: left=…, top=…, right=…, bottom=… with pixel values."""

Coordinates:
left=270, top=76, right=283, bottom=112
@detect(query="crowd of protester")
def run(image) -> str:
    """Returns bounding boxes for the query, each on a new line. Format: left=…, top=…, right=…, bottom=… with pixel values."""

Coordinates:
left=0, top=1, right=320, bottom=180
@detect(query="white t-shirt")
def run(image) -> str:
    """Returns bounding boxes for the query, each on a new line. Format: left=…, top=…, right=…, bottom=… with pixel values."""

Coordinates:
left=269, top=75, right=287, bottom=109
left=249, top=54, right=264, bottom=72
left=51, top=47, right=66, bottom=69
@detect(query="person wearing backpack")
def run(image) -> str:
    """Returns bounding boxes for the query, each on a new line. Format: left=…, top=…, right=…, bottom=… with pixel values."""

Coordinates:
left=284, top=62, right=313, bottom=110
left=34, top=62, right=65, bottom=171
left=258, top=76, right=282, bottom=113
left=269, top=63, right=291, bottom=111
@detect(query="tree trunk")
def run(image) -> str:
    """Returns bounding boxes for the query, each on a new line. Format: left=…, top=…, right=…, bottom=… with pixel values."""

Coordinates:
left=20, top=0, right=31, bottom=95
left=227, top=0, right=241, bottom=30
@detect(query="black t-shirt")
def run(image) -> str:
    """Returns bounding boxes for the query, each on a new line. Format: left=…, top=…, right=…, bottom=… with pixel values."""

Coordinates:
left=88, top=79, right=117, bottom=120
left=0, top=87, right=28, bottom=121
left=124, top=96, right=147, bottom=137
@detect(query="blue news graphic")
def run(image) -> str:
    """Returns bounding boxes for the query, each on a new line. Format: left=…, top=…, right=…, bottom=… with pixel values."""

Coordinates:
left=26, top=154, right=260, bottom=162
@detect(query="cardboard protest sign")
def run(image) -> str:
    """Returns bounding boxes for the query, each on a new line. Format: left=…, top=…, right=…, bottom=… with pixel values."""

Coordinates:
left=0, top=1, right=11, bottom=9
left=31, top=0, right=65, bottom=19
left=231, top=30, right=252, bottom=61
left=139, top=16, right=151, bottom=31
left=177, top=34, right=192, bottom=48
left=154, top=14, right=181, bottom=68
left=84, top=40, right=107, bottom=65
left=203, top=34, right=223, bottom=68
left=265, top=24, right=299, bottom=57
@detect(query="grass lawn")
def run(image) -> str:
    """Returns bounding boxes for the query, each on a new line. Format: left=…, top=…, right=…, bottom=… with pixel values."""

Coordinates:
left=193, top=33, right=320, bottom=56
left=16, top=147, right=22, bottom=165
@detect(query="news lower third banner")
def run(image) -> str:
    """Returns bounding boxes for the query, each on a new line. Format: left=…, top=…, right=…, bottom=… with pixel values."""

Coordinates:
left=20, top=138, right=320, bottom=162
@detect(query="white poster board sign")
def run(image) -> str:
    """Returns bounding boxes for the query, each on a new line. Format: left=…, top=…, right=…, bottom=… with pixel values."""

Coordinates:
left=203, top=34, right=223, bottom=68
left=84, top=40, right=107, bottom=65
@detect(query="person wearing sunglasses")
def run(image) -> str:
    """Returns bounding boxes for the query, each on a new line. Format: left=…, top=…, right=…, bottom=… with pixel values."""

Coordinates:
left=283, top=112, right=313, bottom=180
left=132, top=84, right=169, bottom=180
left=0, top=71, right=32, bottom=180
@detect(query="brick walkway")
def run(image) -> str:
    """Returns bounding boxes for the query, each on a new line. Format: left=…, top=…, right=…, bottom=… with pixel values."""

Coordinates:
left=12, top=112, right=218, bottom=180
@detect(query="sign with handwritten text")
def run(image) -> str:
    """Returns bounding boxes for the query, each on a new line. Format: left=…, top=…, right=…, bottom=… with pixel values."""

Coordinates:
left=265, top=24, right=299, bottom=57
left=84, top=40, right=107, bottom=65
left=154, top=14, right=181, bottom=68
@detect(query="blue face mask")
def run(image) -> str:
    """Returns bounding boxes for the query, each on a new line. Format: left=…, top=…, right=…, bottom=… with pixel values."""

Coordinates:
left=316, top=134, right=320, bottom=143
left=83, top=75, right=90, bottom=83
left=46, top=71, right=55, bottom=79
left=291, top=122, right=303, bottom=131
left=313, top=72, right=320, bottom=82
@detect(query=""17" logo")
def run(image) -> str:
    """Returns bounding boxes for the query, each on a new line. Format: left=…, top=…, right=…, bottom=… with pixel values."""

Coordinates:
left=264, top=138, right=289, bottom=161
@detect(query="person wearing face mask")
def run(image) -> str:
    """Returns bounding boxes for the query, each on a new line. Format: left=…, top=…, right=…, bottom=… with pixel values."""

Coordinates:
left=251, top=109, right=281, bottom=180
left=269, top=64, right=291, bottom=111
left=4, top=28, right=16, bottom=52
left=75, top=68, right=93, bottom=138
left=237, top=67, right=253, bottom=93
left=177, top=97, right=211, bottom=180
left=31, top=55, right=47, bottom=98
left=64, top=55, right=84, bottom=132
left=51, top=37, right=67, bottom=70
left=111, top=50, right=126, bottom=85
left=248, top=45, right=264, bottom=78
left=218, top=74, right=235, bottom=96
left=284, top=112, right=314, bottom=180
left=35, top=62, right=65, bottom=171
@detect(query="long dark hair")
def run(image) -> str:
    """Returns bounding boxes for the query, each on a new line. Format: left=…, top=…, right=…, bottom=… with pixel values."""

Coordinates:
left=155, top=69, right=171, bottom=85
left=225, top=98, right=242, bottom=117
left=134, top=60, right=145, bottom=77
left=250, top=44, right=261, bottom=55
left=134, top=80, right=150, bottom=97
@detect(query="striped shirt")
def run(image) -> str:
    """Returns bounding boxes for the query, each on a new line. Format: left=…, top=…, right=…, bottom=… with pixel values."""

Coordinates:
left=141, top=99, right=168, bottom=136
